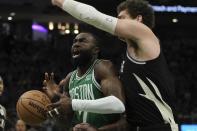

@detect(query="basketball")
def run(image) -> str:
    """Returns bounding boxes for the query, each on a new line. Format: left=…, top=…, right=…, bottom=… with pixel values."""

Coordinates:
left=16, top=90, right=51, bottom=125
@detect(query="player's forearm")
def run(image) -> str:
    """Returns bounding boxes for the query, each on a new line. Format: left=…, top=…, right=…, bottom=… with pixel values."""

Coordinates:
left=72, top=96, right=125, bottom=114
left=55, top=0, right=117, bottom=34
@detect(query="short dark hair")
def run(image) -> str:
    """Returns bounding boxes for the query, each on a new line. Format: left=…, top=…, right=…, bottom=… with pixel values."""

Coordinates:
left=79, top=29, right=102, bottom=48
left=117, top=0, right=155, bottom=29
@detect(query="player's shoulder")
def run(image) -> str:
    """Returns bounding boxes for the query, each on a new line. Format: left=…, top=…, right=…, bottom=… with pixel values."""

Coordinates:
left=94, top=59, right=117, bottom=78
left=95, top=59, right=114, bottom=69
left=59, top=72, right=73, bottom=86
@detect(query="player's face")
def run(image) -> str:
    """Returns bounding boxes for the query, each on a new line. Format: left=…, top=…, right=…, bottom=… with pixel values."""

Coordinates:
left=118, top=10, right=133, bottom=20
left=117, top=10, right=134, bottom=42
left=0, top=80, right=4, bottom=96
left=118, top=9, right=141, bottom=42
left=71, top=33, right=98, bottom=66
left=15, top=120, right=26, bottom=131
left=118, top=9, right=143, bottom=23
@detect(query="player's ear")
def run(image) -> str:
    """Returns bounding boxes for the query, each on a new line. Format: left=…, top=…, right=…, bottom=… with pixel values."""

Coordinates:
left=93, top=46, right=100, bottom=55
left=136, top=15, right=143, bottom=23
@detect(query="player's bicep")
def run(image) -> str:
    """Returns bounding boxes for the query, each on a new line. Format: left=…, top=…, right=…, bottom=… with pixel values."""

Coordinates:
left=115, top=19, right=160, bottom=58
left=115, top=19, right=153, bottom=41
left=100, top=76, right=125, bottom=103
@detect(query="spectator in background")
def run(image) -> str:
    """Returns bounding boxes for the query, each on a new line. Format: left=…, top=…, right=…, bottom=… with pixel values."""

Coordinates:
left=0, top=76, right=6, bottom=131
left=15, top=120, right=26, bottom=131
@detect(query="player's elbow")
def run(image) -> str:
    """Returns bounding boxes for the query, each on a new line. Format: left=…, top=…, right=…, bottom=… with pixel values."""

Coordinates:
left=113, top=104, right=125, bottom=113
left=110, top=96, right=125, bottom=113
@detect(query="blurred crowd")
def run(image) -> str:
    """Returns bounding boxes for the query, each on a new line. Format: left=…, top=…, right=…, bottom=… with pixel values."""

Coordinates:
left=0, top=26, right=197, bottom=130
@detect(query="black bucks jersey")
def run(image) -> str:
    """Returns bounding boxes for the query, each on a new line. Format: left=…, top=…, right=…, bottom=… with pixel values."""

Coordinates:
left=120, top=51, right=178, bottom=131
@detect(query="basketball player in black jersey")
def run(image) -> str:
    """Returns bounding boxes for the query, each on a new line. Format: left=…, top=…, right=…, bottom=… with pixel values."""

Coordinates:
left=51, top=0, right=178, bottom=130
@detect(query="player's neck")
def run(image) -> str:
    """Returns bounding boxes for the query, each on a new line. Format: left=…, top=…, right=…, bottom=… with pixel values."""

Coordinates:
left=77, top=58, right=96, bottom=77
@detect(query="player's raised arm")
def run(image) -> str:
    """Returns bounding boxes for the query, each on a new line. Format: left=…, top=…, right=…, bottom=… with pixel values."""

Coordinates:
left=52, top=0, right=159, bottom=59
left=52, top=0, right=117, bottom=35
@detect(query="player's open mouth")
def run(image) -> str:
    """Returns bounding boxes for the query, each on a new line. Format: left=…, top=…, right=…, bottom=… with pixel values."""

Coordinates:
left=72, top=49, right=80, bottom=58
left=73, top=54, right=80, bottom=58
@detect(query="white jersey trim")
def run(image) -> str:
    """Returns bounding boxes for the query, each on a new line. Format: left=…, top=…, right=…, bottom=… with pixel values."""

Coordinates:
left=126, top=52, right=146, bottom=65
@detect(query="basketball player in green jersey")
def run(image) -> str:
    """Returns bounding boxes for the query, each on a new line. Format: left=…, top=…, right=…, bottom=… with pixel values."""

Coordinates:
left=43, top=32, right=125, bottom=130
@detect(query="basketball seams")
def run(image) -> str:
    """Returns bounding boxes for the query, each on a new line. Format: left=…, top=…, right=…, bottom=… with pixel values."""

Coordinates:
left=20, top=97, right=49, bottom=106
left=20, top=98, right=46, bottom=121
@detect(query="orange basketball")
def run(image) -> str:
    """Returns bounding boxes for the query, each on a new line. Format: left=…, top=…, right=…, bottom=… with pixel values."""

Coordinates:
left=16, top=90, right=51, bottom=125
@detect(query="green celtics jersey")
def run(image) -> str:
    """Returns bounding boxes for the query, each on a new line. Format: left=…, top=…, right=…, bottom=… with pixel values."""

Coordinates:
left=68, top=59, right=120, bottom=128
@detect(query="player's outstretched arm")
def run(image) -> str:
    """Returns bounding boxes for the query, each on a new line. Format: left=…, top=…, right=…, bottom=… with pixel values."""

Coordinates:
left=52, top=0, right=160, bottom=59
left=52, top=0, right=117, bottom=35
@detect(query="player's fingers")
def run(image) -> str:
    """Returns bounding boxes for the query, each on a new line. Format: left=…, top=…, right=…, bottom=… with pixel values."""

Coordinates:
left=43, top=80, right=47, bottom=86
left=47, top=101, right=61, bottom=109
left=50, top=72, right=54, bottom=81
left=45, top=72, right=49, bottom=81
left=48, top=108, right=60, bottom=117
left=47, top=107, right=60, bottom=118
left=47, top=110, right=54, bottom=118
left=42, top=86, right=47, bottom=91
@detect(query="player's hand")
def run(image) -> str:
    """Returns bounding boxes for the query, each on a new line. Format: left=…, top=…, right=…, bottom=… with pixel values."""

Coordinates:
left=73, top=123, right=98, bottom=131
left=43, top=72, right=59, bottom=100
left=51, top=0, right=64, bottom=8
left=47, top=93, right=73, bottom=118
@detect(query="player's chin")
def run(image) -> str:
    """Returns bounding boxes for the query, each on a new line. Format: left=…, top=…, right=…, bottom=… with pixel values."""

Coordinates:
left=72, top=56, right=81, bottom=66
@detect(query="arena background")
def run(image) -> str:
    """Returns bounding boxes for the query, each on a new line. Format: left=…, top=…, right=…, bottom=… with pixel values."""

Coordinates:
left=0, top=0, right=197, bottom=130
